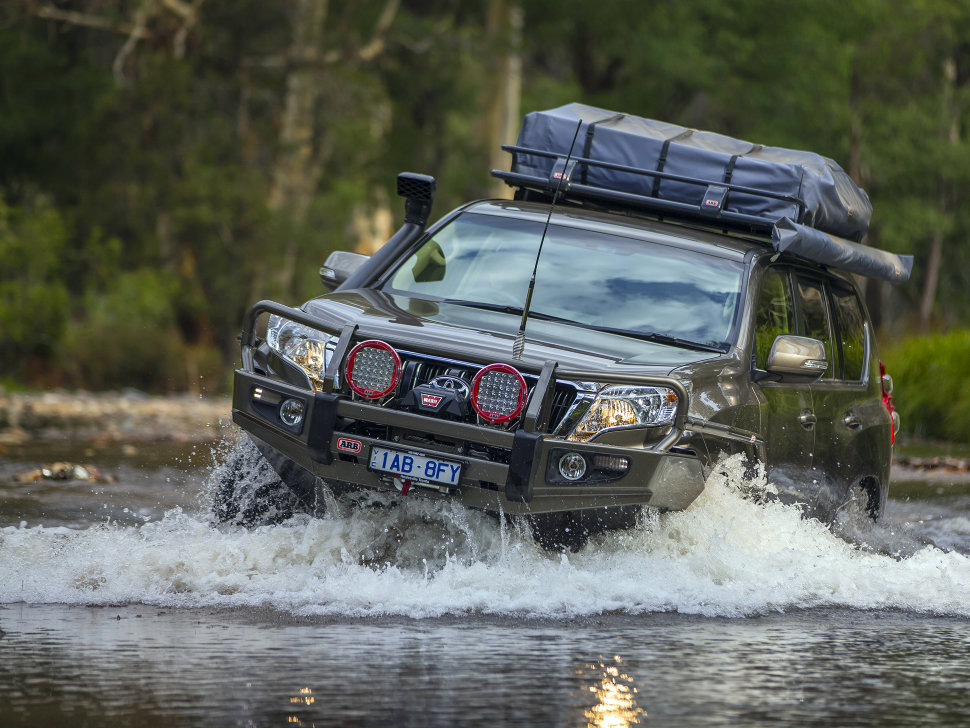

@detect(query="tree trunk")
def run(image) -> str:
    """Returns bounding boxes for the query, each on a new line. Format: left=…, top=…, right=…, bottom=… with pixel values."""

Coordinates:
left=486, top=0, right=523, bottom=199
left=351, top=188, right=394, bottom=256
left=847, top=63, right=878, bottom=323
left=918, top=228, right=943, bottom=330
left=267, top=0, right=328, bottom=295
left=918, top=56, right=958, bottom=332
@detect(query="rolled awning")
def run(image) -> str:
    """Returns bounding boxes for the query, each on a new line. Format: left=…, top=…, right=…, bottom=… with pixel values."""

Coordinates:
left=771, top=218, right=913, bottom=284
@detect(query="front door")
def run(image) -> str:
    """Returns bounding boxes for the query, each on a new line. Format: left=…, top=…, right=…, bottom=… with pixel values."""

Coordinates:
left=752, top=267, right=818, bottom=509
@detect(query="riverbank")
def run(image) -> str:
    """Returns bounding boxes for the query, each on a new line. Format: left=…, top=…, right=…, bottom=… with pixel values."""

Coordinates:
left=3, top=391, right=969, bottom=484
left=0, top=391, right=233, bottom=447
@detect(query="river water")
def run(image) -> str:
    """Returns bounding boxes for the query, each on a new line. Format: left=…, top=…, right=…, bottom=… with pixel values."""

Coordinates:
left=1, top=437, right=969, bottom=726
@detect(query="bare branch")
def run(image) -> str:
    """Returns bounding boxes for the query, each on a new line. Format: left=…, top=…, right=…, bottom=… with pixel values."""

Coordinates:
left=396, top=13, right=456, bottom=55
left=25, top=2, right=151, bottom=38
left=249, top=0, right=404, bottom=71
left=171, top=0, right=204, bottom=59
left=358, top=0, right=400, bottom=61
left=113, top=0, right=159, bottom=84
left=320, top=0, right=399, bottom=64
left=160, top=0, right=195, bottom=20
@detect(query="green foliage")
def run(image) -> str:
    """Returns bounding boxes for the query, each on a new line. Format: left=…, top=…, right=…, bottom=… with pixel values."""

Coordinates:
left=0, top=0, right=969, bottom=406
left=0, top=197, right=70, bottom=381
left=63, top=269, right=178, bottom=388
left=0, top=28, right=109, bottom=198
left=61, top=269, right=214, bottom=392
left=885, top=330, right=970, bottom=443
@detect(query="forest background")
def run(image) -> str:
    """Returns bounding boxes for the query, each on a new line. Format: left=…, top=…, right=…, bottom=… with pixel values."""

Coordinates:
left=2, top=0, right=969, bottom=441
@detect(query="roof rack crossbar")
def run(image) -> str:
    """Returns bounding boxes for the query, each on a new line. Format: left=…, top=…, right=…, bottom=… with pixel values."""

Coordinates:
left=568, top=181, right=779, bottom=229
left=491, top=169, right=777, bottom=235
left=500, top=143, right=807, bottom=210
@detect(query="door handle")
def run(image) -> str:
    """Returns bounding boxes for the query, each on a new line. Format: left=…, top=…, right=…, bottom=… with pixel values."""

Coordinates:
left=798, top=411, right=817, bottom=430
left=843, top=415, right=863, bottom=431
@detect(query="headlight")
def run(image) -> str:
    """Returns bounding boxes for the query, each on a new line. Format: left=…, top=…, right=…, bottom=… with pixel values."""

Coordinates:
left=266, top=315, right=337, bottom=390
left=568, top=385, right=679, bottom=442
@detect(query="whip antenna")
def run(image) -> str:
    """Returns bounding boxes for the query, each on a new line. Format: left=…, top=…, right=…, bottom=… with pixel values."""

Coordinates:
left=512, top=119, right=583, bottom=360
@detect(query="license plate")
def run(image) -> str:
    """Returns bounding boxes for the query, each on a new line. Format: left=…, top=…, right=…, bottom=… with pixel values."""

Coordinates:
left=368, top=446, right=462, bottom=487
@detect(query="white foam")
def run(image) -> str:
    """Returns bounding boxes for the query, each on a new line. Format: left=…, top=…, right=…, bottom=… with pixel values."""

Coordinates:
left=2, top=455, right=968, bottom=618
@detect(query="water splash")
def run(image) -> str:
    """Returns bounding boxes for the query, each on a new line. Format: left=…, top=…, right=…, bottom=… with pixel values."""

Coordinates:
left=2, top=453, right=969, bottom=619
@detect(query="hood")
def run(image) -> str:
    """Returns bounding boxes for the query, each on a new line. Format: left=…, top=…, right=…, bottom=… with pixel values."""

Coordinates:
left=302, top=290, right=720, bottom=377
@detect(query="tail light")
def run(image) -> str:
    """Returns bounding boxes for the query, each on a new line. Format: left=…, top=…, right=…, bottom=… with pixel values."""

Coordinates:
left=879, top=360, right=899, bottom=445
left=470, top=363, right=528, bottom=424
left=345, top=340, right=402, bottom=398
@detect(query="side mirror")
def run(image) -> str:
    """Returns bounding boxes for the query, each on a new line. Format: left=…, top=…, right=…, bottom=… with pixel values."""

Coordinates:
left=320, top=251, right=369, bottom=291
left=766, top=335, right=828, bottom=377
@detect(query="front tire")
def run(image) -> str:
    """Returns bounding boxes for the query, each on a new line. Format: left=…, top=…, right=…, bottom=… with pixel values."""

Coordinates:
left=527, top=506, right=641, bottom=551
left=212, top=437, right=317, bottom=527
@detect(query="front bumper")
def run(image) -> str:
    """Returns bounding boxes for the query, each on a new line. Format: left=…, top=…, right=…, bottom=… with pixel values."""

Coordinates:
left=232, top=366, right=706, bottom=516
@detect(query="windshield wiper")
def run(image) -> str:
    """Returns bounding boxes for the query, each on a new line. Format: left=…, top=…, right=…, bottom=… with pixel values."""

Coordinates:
left=440, top=300, right=725, bottom=354
left=440, top=299, right=523, bottom=315
left=617, top=329, right=727, bottom=353
left=526, top=310, right=727, bottom=353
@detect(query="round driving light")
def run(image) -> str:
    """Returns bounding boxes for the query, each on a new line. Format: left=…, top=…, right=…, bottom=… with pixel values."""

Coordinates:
left=345, top=340, right=402, bottom=398
left=279, top=398, right=305, bottom=426
left=558, top=452, right=588, bottom=482
left=470, top=363, right=528, bottom=423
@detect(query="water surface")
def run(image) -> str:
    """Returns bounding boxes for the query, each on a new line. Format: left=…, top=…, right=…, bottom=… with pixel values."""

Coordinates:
left=1, top=438, right=969, bottom=726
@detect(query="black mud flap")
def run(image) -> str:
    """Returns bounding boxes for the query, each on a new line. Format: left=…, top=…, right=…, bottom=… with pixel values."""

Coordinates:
left=505, top=430, right=543, bottom=504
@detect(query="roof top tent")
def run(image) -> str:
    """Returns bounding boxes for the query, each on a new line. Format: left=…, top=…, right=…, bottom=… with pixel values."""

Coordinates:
left=492, top=103, right=913, bottom=284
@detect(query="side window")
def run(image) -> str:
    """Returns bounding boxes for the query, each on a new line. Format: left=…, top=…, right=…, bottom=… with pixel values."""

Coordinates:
left=754, top=268, right=795, bottom=369
left=831, top=282, right=868, bottom=381
left=794, top=276, right=834, bottom=379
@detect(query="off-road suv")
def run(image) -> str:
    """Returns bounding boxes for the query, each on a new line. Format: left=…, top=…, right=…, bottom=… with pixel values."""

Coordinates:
left=219, top=104, right=909, bottom=546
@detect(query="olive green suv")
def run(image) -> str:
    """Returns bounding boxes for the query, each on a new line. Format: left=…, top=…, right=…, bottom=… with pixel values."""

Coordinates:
left=219, top=106, right=908, bottom=547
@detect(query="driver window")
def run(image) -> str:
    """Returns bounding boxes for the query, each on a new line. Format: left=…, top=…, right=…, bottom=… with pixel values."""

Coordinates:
left=754, top=268, right=795, bottom=369
left=795, top=276, right=834, bottom=379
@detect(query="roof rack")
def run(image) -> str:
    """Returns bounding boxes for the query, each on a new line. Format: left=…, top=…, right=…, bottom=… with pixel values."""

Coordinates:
left=491, top=143, right=913, bottom=284
left=491, top=144, right=807, bottom=236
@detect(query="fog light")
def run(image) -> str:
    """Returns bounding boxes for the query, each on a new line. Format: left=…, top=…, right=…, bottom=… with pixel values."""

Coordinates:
left=558, top=452, right=588, bottom=482
left=279, top=398, right=305, bottom=426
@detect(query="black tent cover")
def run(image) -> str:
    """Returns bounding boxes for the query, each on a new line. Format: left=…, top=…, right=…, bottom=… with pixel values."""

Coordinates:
left=507, top=103, right=912, bottom=283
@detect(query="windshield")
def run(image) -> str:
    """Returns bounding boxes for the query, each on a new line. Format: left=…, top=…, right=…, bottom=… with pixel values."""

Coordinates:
left=383, top=212, right=744, bottom=350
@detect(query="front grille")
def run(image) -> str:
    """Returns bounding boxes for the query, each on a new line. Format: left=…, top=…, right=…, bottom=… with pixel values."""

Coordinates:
left=402, top=358, right=461, bottom=390
left=395, top=350, right=577, bottom=433
left=549, top=386, right=576, bottom=431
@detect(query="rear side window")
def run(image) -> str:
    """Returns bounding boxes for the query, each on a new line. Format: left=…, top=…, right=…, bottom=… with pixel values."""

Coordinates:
left=795, top=276, right=834, bottom=379
left=754, top=268, right=795, bottom=369
left=831, top=283, right=868, bottom=381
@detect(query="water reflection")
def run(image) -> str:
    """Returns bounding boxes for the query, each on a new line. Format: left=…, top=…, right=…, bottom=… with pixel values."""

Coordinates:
left=3, top=605, right=970, bottom=727
left=581, top=656, right=646, bottom=727
left=287, top=686, right=315, bottom=725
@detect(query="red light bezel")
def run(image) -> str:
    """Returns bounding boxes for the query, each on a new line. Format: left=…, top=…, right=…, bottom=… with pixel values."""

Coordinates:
left=344, top=340, right=402, bottom=399
left=470, top=363, right=528, bottom=424
left=879, top=360, right=897, bottom=445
